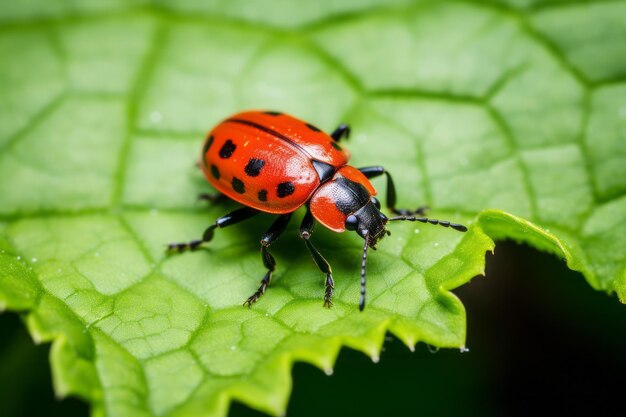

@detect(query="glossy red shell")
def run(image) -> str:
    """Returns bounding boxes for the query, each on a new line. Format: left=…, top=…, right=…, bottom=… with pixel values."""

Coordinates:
left=200, top=111, right=350, bottom=214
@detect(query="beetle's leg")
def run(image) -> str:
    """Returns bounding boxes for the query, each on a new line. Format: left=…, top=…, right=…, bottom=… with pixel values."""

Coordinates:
left=244, top=213, right=293, bottom=307
left=358, top=166, right=428, bottom=216
left=166, top=206, right=259, bottom=252
left=300, top=208, right=335, bottom=307
left=330, top=123, right=350, bottom=142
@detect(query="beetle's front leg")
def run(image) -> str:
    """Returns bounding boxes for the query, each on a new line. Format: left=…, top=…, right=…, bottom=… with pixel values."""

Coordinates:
left=358, top=166, right=428, bottom=215
left=299, top=208, right=335, bottom=307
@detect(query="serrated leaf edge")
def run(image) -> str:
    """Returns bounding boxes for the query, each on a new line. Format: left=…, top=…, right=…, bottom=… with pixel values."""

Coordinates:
left=0, top=208, right=619, bottom=417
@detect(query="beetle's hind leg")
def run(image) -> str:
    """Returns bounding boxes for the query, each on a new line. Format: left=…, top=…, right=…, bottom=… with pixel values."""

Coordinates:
left=244, top=213, right=293, bottom=307
left=166, top=206, right=258, bottom=253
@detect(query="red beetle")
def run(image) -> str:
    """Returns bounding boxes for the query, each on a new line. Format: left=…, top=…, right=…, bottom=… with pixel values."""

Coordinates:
left=168, top=111, right=467, bottom=310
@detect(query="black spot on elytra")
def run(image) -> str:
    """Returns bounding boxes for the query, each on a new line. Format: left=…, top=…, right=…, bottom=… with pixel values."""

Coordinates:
left=277, top=182, right=295, bottom=198
left=306, top=123, right=321, bottom=132
left=219, top=139, right=236, bottom=159
left=202, top=135, right=214, bottom=156
left=231, top=177, right=245, bottom=194
left=210, top=164, right=220, bottom=179
left=258, top=190, right=268, bottom=202
left=263, top=111, right=282, bottom=116
left=330, top=141, right=343, bottom=151
left=244, top=158, right=265, bottom=177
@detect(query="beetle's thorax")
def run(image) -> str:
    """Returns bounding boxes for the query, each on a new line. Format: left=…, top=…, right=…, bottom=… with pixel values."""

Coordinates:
left=309, top=166, right=388, bottom=246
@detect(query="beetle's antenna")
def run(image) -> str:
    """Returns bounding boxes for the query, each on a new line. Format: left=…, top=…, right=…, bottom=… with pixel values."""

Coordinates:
left=388, top=216, right=467, bottom=232
left=359, top=235, right=369, bottom=311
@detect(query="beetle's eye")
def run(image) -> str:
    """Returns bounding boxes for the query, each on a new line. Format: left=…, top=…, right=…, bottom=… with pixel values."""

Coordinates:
left=371, top=197, right=381, bottom=210
left=345, top=214, right=359, bottom=231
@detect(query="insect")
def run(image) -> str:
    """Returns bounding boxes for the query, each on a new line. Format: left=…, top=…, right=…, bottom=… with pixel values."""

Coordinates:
left=168, top=111, right=467, bottom=311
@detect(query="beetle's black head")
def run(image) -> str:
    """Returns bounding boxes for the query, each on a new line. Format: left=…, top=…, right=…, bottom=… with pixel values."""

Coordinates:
left=343, top=196, right=389, bottom=248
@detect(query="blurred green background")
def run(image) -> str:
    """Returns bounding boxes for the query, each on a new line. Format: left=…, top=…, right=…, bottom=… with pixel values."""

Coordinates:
left=3, top=241, right=625, bottom=416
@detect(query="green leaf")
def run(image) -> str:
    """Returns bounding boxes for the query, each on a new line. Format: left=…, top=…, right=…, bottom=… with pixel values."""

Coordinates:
left=1, top=1, right=625, bottom=416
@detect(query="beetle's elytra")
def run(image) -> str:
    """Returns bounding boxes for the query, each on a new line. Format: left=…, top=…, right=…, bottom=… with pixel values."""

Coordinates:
left=168, top=111, right=467, bottom=310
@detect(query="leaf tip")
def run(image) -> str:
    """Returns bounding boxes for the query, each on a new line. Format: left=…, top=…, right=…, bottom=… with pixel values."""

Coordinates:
left=459, top=345, right=470, bottom=353
left=614, top=268, right=626, bottom=303
left=364, top=342, right=382, bottom=363
left=394, top=333, right=417, bottom=351
left=324, top=366, right=334, bottom=376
